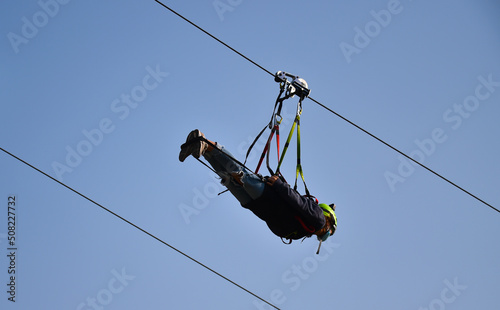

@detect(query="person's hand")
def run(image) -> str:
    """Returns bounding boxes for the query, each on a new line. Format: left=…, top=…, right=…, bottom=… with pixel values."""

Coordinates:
left=231, top=172, right=244, bottom=186
left=266, top=175, right=279, bottom=186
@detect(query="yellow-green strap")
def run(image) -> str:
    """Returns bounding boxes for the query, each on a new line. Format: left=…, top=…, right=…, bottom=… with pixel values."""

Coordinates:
left=294, top=114, right=310, bottom=196
left=276, top=114, right=298, bottom=173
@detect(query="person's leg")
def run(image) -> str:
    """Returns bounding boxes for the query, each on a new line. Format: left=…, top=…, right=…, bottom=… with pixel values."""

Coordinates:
left=203, top=143, right=265, bottom=205
left=179, top=129, right=265, bottom=205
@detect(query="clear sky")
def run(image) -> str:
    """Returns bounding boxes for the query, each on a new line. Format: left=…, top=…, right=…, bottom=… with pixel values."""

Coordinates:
left=1, top=0, right=499, bottom=309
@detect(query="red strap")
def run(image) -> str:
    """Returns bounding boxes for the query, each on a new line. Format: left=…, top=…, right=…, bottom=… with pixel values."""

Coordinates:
left=255, top=130, right=274, bottom=174
left=275, top=124, right=280, bottom=162
left=294, top=215, right=316, bottom=234
left=255, top=124, right=281, bottom=174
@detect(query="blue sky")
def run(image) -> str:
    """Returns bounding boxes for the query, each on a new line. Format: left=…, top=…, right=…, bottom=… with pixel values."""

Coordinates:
left=1, top=0, right=499, bottom=309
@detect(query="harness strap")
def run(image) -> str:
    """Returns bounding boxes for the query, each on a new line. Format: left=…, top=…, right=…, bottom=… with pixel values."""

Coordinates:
left=243, top=124, right=267, bottom=167
left=255, top=126, right=275, bottom=174
left=244, top=83, right=287, bottom=173
left=294, top=215, right=316, bottom=234
left=280, top=214, right=316, bottom=245
left=276, top=114, right=297, bottom=174
left=274, top=99, right=311, bottom=196
left=245, top=75, right=310, bottom=192
left=293, top=111, right=311, bottom=197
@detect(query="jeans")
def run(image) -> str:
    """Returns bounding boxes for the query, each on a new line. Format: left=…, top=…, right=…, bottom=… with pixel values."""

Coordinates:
left=203, top=143, right=265, bottom=206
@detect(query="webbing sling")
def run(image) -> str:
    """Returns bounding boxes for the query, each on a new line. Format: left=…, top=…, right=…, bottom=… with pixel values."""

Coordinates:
left=275, top=100, right=311, bottom=196
left=256, top=121, right=280, bottom=175
left=244, top=82, right=289, bottom=175
left=244, top=72, right=311, bottom=192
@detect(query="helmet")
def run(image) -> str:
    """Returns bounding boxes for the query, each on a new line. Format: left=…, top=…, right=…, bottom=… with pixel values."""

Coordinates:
left=318, top=203, right=337, bottom=241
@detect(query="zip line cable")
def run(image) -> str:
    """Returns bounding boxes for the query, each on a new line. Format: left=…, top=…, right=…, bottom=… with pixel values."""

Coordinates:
left=4, top=3, right=493, bottom=308
left=0, top=147, right=280, bottom=310
left=309, top=98, right=499, bottom=214
left=154, top=0, right=499, bottom=214
left=153, top=0, right=273, bottom=77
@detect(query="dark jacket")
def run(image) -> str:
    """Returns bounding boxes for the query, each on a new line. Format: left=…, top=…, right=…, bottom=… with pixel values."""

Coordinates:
left=242, top=177, right=326, bottom=239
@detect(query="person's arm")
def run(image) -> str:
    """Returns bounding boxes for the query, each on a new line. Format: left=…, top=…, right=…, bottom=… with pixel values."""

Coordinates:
left=266, top=176, right=325, bottom=230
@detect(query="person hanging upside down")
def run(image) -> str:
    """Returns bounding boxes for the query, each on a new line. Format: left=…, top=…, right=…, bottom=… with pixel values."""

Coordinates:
left=179, top=129, right=337, bottom=248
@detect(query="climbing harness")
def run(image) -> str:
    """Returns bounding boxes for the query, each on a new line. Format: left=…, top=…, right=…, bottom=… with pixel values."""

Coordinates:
left=244, top=71, right=312, bottom=195
left=244, top=71, right=329, bottom=249
left=279, top=195, right=321, bottom=246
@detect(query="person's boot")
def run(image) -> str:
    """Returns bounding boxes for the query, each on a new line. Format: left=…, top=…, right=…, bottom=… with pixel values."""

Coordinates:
left=179, top=129, right=209, bottom=162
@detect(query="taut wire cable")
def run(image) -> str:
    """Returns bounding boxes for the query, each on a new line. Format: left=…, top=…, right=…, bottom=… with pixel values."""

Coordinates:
left=154, top=0, right=498, bottom=214
left=0, top=147, right=281, bottom=310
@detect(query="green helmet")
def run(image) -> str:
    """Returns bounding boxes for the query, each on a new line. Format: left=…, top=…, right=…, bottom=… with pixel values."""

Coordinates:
left=318, top=203, right=337, bottom=241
